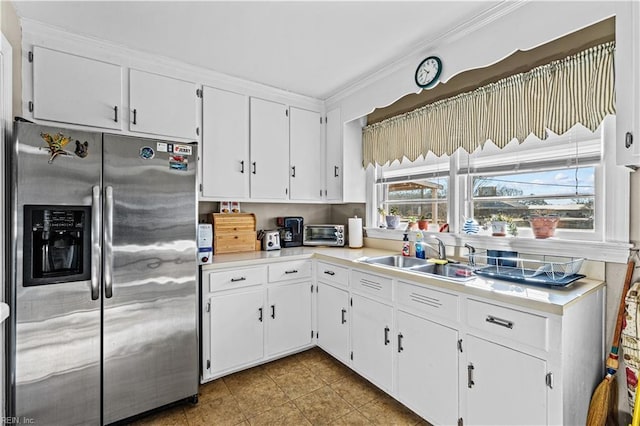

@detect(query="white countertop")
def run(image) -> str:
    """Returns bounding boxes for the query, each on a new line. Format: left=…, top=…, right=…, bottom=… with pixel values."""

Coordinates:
left=203, top=247, right=605, bottom=315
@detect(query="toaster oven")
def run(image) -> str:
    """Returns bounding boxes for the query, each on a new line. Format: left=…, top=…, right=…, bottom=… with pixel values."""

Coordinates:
left=303, top=224, right=345, bottom=246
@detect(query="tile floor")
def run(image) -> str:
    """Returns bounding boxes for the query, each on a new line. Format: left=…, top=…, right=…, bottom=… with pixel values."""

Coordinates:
left=131, top=347, right=430, bottom=425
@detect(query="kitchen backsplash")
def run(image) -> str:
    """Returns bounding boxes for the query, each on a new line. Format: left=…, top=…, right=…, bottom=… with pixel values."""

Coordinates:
left=199, top=202, right=365, bottom=231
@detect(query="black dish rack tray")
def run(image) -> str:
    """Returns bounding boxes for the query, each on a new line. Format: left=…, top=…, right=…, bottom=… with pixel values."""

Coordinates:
left=470, top=252, right=585, bottom=287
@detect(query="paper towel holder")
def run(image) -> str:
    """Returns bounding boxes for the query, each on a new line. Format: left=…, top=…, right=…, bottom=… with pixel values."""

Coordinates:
left=348, top=215, right=363, bottom=249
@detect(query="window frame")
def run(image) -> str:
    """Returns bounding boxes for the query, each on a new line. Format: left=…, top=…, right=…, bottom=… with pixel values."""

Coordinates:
left=365, top=116, right=631, bottom=263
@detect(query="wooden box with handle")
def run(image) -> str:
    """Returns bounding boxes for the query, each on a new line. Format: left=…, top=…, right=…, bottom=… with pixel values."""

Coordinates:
left=211, top=213, right=257, bottom=254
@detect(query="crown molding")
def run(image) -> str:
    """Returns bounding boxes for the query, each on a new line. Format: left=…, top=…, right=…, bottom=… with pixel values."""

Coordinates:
left=20, top=18, right=323, bottom=110
left=325, top=0, right=528, bottom=107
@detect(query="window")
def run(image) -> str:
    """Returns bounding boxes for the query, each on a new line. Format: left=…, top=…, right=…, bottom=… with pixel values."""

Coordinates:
left=367, top=115, right=629, bottom=254
left=458, top=123, right=603, bottom=240
left=375, top=154, right=449, bottom=228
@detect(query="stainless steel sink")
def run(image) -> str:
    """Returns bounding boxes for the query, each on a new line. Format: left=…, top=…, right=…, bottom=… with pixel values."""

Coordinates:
left=362, top=255, right=475, bottom=282
left=409, top=263, right=475, bottom=281
left=363, top=255, right=429, bottom=268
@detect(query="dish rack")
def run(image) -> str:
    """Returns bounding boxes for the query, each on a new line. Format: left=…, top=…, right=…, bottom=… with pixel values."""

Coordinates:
left=469, top=250, right=585, bottom=286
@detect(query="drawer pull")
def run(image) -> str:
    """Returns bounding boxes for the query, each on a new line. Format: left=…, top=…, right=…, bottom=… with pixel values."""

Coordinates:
left=486, top=315, right=514, bottom=329
left=324, top=270, right=335, bottom=276
left=397, top=333, right=404, bottom=353
left=285, top=270, right=298, bottom=274
left=230, top=277, right=246, bottom=283
left=384, top=326, right=390, bottom=345
left=467, top=363, right=475, bottom=388
left=341, top=308, right=347, bottom=324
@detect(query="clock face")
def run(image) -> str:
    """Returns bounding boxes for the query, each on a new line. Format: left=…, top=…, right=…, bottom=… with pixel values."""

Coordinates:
left=415, top=56, right=442, bottom=88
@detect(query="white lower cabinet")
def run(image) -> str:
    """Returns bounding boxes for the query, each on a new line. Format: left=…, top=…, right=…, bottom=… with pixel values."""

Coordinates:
left=351, top=293, right=393, bottom=392
left=396, top=310, right=458, bottom=426
left=316, top=282, right=350, bottom=364
left=208, top=289, right=264, bottom=375
left=266, top=281, right=312, bottom=357
left=465, top=335, right=547, bottom=426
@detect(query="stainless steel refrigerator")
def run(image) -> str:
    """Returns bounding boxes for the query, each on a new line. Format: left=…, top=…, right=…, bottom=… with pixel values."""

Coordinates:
left=7, top=121, right=199, bottom=425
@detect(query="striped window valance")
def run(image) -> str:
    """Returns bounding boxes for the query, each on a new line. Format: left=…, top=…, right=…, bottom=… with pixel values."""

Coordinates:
left=362, top=42, right=615, bottom=167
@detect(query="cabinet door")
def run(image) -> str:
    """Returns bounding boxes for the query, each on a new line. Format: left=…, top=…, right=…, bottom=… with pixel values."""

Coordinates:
left=250, top=98, right=289, bottom=199
left=351, top=294, right=393, bottom=392
left=317, top=282, right=350, bottom=363
left=397, top=311, right=458, bottom=425
left=202, top=86, right=249, bottom=198
left=289, top=107, right=322, bottom=200
left=129, top=69, right=197, bottom=139
left=465, top=335, right=547, bottom=426
left=32, top=46, right=122, bottom=130
left=208, top=290, right=264, bottom=374
left=325, top=107, right=343, bottom=201
left=267, top=281, right=312, bottom=356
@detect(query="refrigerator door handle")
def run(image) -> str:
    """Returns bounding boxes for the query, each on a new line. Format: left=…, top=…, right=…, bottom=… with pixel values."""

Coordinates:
left=91, top=186, right=101, bottom=300
left=104, top=185, right=114, bottom=298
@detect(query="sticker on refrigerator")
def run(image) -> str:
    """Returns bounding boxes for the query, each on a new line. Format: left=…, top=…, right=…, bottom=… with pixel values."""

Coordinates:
left=169, top=155, right=188, bottom=171
left=139, top=146, right=155, bottom=160
left=40, top=132, right=72, bottom=163
left=156, top=142, right=168, bottom=152
left=173, top=144, right=193, bottom=155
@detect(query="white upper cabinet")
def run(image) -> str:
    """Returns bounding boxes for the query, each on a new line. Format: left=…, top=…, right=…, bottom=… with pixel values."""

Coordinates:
left=129, top=69, right=197, bottom=140
left=616, top=1, right=640, bottom=167
left=289, top=107, right=322, bottom=201
left=249, top=97, right=290, bottom=200
left=32, top=46, right=122, bottom=130
left=325, top=107, right=343, bottom=201
left=201, top=86, right=250, bottom=199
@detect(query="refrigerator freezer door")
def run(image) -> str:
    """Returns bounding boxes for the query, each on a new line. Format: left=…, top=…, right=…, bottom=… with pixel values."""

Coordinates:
left=102, top=134, right=198, bottom=423
left=10, top=122, right=102, bottom=424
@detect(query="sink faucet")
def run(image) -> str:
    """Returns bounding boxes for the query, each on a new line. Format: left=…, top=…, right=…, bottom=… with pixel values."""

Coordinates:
left=465, top=243, right=476, bottom=267
left=430, top=236, right=447, bottom=260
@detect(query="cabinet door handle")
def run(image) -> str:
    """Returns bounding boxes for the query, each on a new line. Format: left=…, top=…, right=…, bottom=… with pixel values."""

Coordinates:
left=113, top=106, right=118, bottom=123
left=546, top=372, right=554, bottom=389
left=258, top=307, right=263, bottom=322
left=291, top=166, right=296, bottom=178
left=252, top=162, right=257, bottom=174
left=271, top=305, right=276, bottom=319
left=384, top=326, right=390, bottom=345
left=132, top=108, right=137, bottom=125
left=467, top=363, right=475, bottom=388
left=240, top=160, right=245, bottom=174
left=284, top=270, right=298, bottom=274
left=334, top=165, right=339, bottom=177
left=341, top=308, right=347, bottom=324
left=324, top=270, right=335, bottom=276
left=230, top=277, right=246, bottom=282
left=486, top=315, right=514, bottom=329
left=397, top=333, right=404, bottom=352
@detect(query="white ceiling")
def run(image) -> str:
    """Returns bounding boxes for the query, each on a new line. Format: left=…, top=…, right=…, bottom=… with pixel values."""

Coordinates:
left=11, top=1, right=503, bottom=99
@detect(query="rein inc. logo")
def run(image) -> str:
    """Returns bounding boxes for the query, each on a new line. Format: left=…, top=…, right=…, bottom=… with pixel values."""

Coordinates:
left=2, top=417, right=35, bottom=424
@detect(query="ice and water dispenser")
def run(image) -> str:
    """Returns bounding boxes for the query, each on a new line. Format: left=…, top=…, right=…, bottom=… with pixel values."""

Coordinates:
left=23, top=205, right=91, bottom=286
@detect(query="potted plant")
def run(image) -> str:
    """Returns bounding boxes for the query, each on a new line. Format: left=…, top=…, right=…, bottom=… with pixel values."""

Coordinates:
left=490, top=213, right=512, bottom=237
left=385, top=206, right=401, bottom=229
left=529, top=214, right=559, bottom=239
left=377, top=207, right=387, bottom=228
left=407, top=216, right=418, bottom=231
left=418, top=214, right=429, bottom=230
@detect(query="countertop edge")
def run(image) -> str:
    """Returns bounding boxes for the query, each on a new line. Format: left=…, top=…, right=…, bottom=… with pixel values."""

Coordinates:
left=202, top=248, right=605, bottom=315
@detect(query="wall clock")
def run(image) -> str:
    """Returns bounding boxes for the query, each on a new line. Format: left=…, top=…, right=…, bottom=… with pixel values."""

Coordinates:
left=415, top=56, right=442, bottom=88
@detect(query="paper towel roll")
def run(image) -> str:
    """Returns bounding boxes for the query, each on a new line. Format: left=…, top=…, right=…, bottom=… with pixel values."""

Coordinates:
left=348, top=216, right=363, bottom=248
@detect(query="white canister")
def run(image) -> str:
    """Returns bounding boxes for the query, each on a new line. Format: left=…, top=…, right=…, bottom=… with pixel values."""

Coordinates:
left=348, top=216, right=363, bottom=248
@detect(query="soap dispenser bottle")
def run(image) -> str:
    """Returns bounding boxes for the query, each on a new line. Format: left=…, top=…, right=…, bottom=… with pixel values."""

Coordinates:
left=415, top=231, right=425, bottom=259
left=401, top=233, right=410, bottom=257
